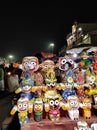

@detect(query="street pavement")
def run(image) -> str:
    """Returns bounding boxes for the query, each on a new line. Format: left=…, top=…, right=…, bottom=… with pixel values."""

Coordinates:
left=0, top=91, right=20, bottom=130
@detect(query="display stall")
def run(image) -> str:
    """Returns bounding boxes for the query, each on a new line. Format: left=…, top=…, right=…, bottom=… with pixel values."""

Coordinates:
left=9, top=47, right=97, bottom=130
left=21, top=116, right=97, bottom=130
left=1, top=21, right=97, bottom=130
left=16, top=22, right=97, bottom=130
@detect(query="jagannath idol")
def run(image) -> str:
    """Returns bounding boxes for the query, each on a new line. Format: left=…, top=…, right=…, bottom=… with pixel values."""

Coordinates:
left=44, top=90, right=66, bottom=121
left=15, top=74, right=35, bottom=100
left=13, top=56, right=39, bottom=72
left=74, top=120, right=91, bottom=130
left=10, top=96, right=32, bottom=124
left=33, top=97, right=43, bottom=121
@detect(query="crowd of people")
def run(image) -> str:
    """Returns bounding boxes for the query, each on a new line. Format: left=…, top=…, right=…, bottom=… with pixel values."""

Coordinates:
left=0, top=58, right=22, bottom=96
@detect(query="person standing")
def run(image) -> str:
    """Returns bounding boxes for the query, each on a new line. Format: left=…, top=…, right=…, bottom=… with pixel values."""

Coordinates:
left=7, top=68, right=19, bottom=93
left=0, top=64, right=5, bottom=91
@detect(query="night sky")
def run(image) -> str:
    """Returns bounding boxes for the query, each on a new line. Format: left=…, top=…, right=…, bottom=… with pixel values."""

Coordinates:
left=0, top=6, right=97, bottom=62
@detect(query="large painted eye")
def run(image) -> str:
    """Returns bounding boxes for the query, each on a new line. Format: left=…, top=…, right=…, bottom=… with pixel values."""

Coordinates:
left=50, top=65, right=54, bottom=68
left=24, top=61, right=29, bottom=66
left=50, top=100, right=54, bottom=106
left=38, top=105, right=41, bottom=109
left=70, top=102, right=74, bottom=105
left=55, top=100, right=59, bottom=106
left=84, top=103, right=87, bottom=106
left=61, top=59, right=66, bottom=64
left=34, top=105, right=38, bottom=109
left=18, top=104, right=22, bottom=109
left=68, top=59, right=73, bottom=64
left=80, top=128, right=85, bottom=130
left=89, top=81, right=94, bottom=85
left=49, top=83, right=54, bottom=86
left=30, top=61, right=36, bottom=66
left=23, top=103, right=28, bottom=108
left=44, top=65, right=48, bottom=68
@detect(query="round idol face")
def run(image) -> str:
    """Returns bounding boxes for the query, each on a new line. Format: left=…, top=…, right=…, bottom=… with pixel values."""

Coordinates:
left=41, top=60, right=55, bottom=72
left=49, top=99, right=59, bottom=109
left=22, top=56, right=39, bottom=71
left=34, top=99, right=43, bottom=112
left=18, top=98, right=29, bottom=112
left=59, top=57, right=74, bottom=71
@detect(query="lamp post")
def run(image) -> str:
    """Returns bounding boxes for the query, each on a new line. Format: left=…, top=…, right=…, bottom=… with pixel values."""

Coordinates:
left=8, top=55, right=14, bottom=63
left=50, top=43, right=55, bottom=54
